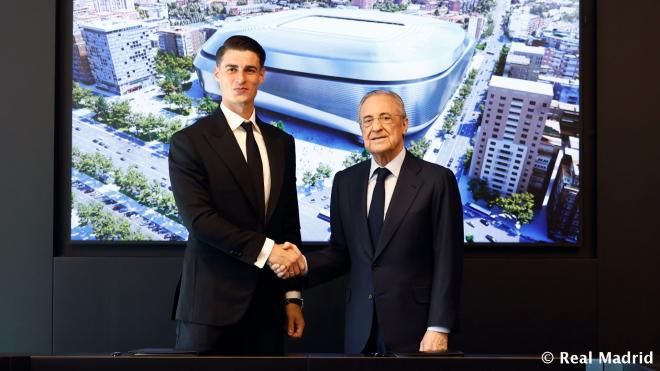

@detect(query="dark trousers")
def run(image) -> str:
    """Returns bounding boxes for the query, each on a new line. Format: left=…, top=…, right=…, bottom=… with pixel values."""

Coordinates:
left=362, top=305, right=389, bottom=355
left=175, top=278, right=284, bottom=355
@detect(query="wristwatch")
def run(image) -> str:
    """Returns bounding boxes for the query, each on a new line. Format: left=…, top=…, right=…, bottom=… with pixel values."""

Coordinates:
left=285, top=298, right=304, bottom=308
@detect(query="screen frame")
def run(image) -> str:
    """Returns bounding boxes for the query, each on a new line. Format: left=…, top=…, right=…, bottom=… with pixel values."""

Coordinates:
left=55, top=0, right=597, bottom=258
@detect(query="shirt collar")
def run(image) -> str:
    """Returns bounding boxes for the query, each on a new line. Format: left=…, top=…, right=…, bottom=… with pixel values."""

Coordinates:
left=369, top=147, right=406, bottom=180
left=220, top=102, right=260, bottom=134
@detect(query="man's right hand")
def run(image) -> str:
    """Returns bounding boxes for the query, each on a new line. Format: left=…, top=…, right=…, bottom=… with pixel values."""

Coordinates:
left=267, top=242, right=305, bottom=277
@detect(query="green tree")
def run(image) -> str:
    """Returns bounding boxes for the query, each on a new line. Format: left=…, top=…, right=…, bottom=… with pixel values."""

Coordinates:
left=155, top=50, right=194, bottom=75
left=197, top=96, right=219, bottom=115
left=114, top=165, right=150, bottom=201
left=408, top=137, right=431, bottom=159
left=343, top=149, right=371, bottom=168
left=94, top=96, right=110, bottom=123
left=72, top=82, right=94, bottom=109
left=466, top=234, right=474, bottom=243
left=463, top=147, right=473, bottom=169
left=72, top=148, right=115, bottom=183
left=165, top=92, right=193, bottom=115
left=494, top=45, right=510, bottom=76
left=76, top=201, right=148, bottom=240
left=270, top=120, right=285, bottom=131
left=131, top=113, right=164, bottom=141
left=113, top=165, right=181, bottom=223
left=482, top=15, right=494, bottom=38
left=468, top=178, right=499, bottom=206
left=494, top=192, right=535, bottom=225
left=468, top=68, right=478, bottom=81
left=158, top=77, right=181, bottom=95
left=157, top=118, right=183, bottom=143
left=302, top=169, right=319, bottom=189
left=108, top=100, right=132, bottom=130
left=315, top=163, right=332, bottom=184
left=443, top=117, right=456, bottom=133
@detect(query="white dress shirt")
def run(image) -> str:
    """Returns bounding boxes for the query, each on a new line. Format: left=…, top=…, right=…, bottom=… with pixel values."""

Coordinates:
left=220, top=103, right=300, bottom=300
left=367, top=148, right=449, bottom=335
left=220, top=103, right=276, bottom=269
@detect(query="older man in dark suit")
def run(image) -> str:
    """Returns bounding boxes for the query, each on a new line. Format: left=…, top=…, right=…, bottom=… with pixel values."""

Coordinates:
left=275, top=90, right=464, bottom=355
left=169, top=35, right=305, bottom=355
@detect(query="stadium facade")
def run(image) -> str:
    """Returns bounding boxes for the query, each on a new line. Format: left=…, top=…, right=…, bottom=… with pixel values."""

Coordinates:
left=194, top=9, right=475, bottom=136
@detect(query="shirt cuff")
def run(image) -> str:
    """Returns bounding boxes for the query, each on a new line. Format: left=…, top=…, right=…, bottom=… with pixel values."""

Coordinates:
left=285, top=291, right=302, bottom=299
left=253, top=238, right=275, bottom=268
left=427, top=326, right=450, bottom=334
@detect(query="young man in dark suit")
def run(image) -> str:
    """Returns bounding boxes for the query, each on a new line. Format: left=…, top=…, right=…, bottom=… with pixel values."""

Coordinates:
left=275, top=90, right=464, bottom=355
left=169, top=35, right=306, bottom=355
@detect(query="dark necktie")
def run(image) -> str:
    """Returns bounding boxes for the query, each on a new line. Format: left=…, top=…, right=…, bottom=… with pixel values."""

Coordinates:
left=241, top=121, right=265, bottom=222
left=368, top=167, right=391, bottom=250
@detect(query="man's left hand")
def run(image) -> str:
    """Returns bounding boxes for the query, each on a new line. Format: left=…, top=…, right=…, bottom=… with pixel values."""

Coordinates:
left=285, top=303, right=305, bottom=339
left=419, top=330, right=448, bottom=352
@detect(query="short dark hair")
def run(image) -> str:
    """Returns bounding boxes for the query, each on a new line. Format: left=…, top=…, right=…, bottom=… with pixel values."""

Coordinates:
left=215, top=35, right=266, bottom=68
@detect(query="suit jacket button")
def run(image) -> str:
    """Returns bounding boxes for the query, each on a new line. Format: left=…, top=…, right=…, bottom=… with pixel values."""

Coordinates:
left=368, top=294, right=373, bottom=300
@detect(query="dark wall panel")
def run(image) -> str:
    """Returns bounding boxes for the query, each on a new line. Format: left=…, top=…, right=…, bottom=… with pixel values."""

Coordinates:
left=53, top=258, right=181, bottom=354
left=453, top=259, right=598, bottom=354
left=0, top=1, right=54, bottom=354
left=52, top=258, right=598, bottom=354
left=596, top=0, right=660, bottom=354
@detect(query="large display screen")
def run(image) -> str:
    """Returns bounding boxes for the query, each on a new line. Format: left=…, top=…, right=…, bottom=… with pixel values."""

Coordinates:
left=70, top=0, right=582, bottom=244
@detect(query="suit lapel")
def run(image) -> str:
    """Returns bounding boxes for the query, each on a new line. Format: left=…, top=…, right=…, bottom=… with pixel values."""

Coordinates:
left=354, top=161, right=374, bottom=260
left=374, top=152, right=422, bottom=261
left=203, top=110, right=261, bottom=217
left=260, top=118, right=284, bottom=225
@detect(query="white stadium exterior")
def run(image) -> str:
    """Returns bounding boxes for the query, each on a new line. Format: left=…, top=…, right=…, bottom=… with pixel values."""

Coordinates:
left=194, top=9, right=475, bottom=136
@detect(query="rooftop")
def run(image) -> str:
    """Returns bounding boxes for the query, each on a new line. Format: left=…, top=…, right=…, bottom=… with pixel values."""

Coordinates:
left=80, top=19, right=144, bottom=33
left=506, top=54, right=531, bottom=66
left=510, top=41, right=546, bottom=56
left=489, top=75, right=554, bottom=96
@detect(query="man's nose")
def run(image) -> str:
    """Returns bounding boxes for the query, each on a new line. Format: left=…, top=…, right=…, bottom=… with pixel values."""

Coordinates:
left=236, top=71, right=246, bottom=83
left=371, top=119, right=385, bottom=130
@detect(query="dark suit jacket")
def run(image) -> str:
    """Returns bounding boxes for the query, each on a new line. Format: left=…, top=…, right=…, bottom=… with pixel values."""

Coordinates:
left=306, top=151, right=463, bottom=353
left=168, top=109, right=301, bottom=328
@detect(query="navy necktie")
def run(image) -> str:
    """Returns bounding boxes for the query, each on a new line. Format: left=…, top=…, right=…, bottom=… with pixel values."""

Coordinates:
left=368, top=167, right=391, bottom=250
left=241, top=121, right=265, bottom=222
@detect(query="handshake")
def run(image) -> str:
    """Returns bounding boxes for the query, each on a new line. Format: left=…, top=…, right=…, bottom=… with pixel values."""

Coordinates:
left=266, top=242, right=307, bottom=279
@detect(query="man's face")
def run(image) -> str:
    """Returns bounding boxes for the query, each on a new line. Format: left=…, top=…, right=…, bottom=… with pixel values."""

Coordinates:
left=214, top=49, right=265, bottom=111
left=360, top=94, right=408, bottom=160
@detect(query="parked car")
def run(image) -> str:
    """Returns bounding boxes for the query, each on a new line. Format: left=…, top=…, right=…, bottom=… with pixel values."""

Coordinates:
left=101, top=196, right=116, bottom=205
left=480, top=218, right=490, bottom=226
left=485, top=234, right=497, bottom=242
left=112, top=204, right=128, bottom=212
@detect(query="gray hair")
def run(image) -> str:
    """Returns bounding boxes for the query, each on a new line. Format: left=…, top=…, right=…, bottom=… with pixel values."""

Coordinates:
left=358, top=90, right=407, bottom=121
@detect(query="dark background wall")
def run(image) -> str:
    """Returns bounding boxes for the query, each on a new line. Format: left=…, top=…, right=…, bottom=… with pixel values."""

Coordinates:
left=1, top=0, right=658, bottom=356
